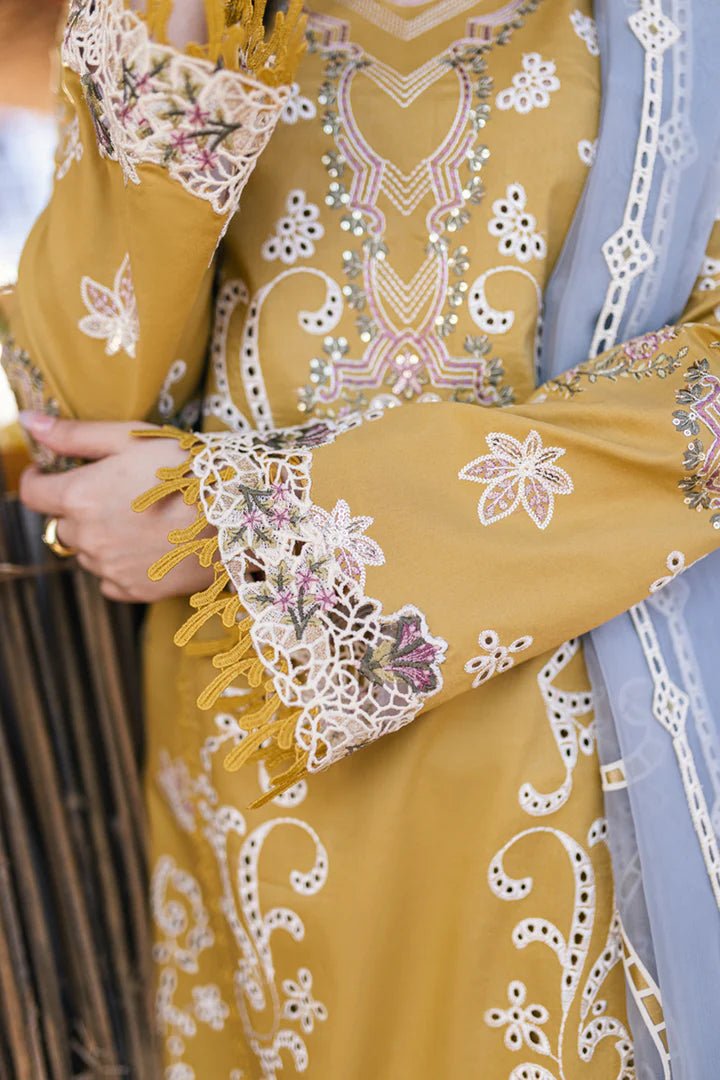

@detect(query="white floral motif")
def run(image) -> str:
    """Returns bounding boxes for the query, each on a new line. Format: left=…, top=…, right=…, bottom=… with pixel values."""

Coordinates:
left=578, top=138, right=597, bottom=167
left=465, top=630, right=533, bottom=688
left=649, top=550, right=686, bottom=592
left=485, top=980, right=551, bottom=1055
left=496, top=54, right=560, bottom=114
left=570, top=10, right=600, bottom=55
left=79, top=253, right=140, bottom=358
left=459, top=430, right=573, bottom=530
left=192, top=985, right=229, bottom=1031
left=488, top=185, right=547, bottom=263
left=281, top=968, right=328, bottom=1034
left=308, top=499, right=385, bottom=589
left=55, top=108, right=83, bottom=181
left=262, top=190, right=324, bottom=264
left=281, top=82, right=317, bottom=124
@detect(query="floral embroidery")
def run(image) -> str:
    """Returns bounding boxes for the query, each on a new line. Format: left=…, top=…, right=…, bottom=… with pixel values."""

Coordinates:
left=135, top=420, right=447, bottom=789
left=488, top=184, right=546, bottom=263
left=282, top=969, right=328, bottom=1034
left=281, top=82, right=317, bottom=124
left=547, top=329, right=683, bottom=396
left=649, top=550, right=686, bottom=592
left=152, top=726, right=330, bottom=1079
left=262, top=190, right=324, bottom=264
left=63, top=0, right=292, bottom=217
left=294, top=23, right=534, bottom=418
left=570, top=10, right=599, bottom=56
left=308, top=498, right=385, bottom=589
left=485, top=980, right=551, bottom=1055
left=0, top=340, right=66, bottom=469
left=79, top=253, right=140, bottom=358
left=496, top=54, right=560, bottom=114
left=577, top=138, right=597, bottom=166
left=459, top=430, right=573, bottom=530
left=465, top=629, right=533, bottom=688
left=673, top=353, right=720, bottom=528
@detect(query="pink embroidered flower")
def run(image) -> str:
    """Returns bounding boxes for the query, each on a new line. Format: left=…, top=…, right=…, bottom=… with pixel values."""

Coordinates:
left=309, top=499, right=385, bottom=590
left=78, top=253, right=140, bottom=358
left=459, top=430, right=573, bottom=530
left=622, top=325, right=678, bottom=363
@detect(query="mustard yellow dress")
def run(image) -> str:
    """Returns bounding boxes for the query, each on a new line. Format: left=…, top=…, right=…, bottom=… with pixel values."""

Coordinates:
left=5, top=1, right=720, bottom=1077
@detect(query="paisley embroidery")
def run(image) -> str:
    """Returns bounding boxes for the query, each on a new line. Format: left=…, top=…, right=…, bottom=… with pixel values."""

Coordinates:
left=261, top=190, right=324, bottom=264
left=78, top=253, right=140, bottom=358
left=495, top=53, right=560, bottom=114
left=459, top=430, right=573, bottom=529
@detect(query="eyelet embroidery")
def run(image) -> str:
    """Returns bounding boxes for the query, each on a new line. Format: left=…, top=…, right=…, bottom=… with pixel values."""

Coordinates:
left=464, top=629, right=533, bottom=688
left=459, top=430, right=573, bottom=530
left=488, top=184, right=547, bottom=263
left=495, top=53, right=560, bottom=115
left=261, top=190, right=325, bottom=265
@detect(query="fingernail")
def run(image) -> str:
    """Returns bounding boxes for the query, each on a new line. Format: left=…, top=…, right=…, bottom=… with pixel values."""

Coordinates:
left=18, top=411, right=55, bottom=435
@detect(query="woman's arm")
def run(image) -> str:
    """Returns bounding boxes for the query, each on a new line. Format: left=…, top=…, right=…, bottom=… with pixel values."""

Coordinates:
left=122, top=253, right=720, bottom=800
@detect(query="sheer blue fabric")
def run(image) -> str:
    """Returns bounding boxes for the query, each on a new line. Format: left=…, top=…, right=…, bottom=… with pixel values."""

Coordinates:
left=542, top=1, right=720, bottom=1074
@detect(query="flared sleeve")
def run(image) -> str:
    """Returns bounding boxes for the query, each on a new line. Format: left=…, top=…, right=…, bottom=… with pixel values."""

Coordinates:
left=1, top=0, right=305, bottom=461
left=135, top=244, right=720, bottom=802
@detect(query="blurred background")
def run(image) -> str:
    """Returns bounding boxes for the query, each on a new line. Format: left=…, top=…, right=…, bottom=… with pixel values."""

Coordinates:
left=0, top=0, right=61, bottom=425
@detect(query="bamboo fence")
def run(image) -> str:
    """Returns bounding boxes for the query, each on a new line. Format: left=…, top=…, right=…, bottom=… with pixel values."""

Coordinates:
left=0, top=455, right=157, bottom=1077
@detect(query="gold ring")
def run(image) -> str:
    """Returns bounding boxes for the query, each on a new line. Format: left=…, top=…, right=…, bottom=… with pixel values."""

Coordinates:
left=41, top=517, right=76, bottom=559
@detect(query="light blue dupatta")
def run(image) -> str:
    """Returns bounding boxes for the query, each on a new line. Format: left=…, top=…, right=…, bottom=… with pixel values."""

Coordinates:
left=541, top=1, right=720, bottom=1075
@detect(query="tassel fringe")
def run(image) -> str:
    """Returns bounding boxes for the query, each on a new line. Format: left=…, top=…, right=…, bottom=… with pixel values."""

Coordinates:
left=140, top=0, right=307, bottom=87
left=132, top=426, right=311, bottom=807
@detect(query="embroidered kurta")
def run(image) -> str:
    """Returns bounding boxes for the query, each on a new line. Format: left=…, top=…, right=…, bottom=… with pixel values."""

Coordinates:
left=4, top=1, right=720, bottom=1077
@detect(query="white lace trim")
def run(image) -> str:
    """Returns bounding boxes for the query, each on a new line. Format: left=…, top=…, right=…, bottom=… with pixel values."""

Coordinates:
left=189, top=420, right=446, bottom=772
left=590, top=0, right=680, bottom=357
left=62, top=0, right=289, bottom=216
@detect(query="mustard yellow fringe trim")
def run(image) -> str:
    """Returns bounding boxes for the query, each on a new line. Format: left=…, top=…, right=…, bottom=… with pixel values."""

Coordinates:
left=141, top=0, right=306, bottom=87
left=131, top=427, right=311, bottom=807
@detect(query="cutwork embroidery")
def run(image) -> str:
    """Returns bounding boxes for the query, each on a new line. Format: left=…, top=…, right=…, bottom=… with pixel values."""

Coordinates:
left=495, top=53, right=560, bottom=114
left=488, top=184, right=547, bottom=263
left=63, top=0, right=290, bottom=217
left=135, top=420, right=447, bottom=788
left=262, top=190, right=324, bottom=264
left=459, top=430, right=573, bottom=529
left=569, top=10, right=599, bottom=56
left=281, top=82, right=317, bottom=124
left=78, top=253, right=140, bottom=358
left=464, top=629, right=533, bottom=688
left=649, top=550, right=686, bottom=592
left=153, top=725, right=330, bottom=1078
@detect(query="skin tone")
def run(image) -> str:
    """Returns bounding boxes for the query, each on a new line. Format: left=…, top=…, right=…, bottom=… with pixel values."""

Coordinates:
left=19, top=414, right=215, bottom=603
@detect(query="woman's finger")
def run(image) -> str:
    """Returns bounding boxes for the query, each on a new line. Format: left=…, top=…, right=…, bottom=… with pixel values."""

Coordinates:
left=18, top=414, right=155, bottom=460
left=19, top=466, right=75, bottom=516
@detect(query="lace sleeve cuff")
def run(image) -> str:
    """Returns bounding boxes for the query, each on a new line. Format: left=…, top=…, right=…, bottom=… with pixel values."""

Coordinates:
left=133, top=424, right=447, bottom=805
left=63, top=0, right=305, bottom=217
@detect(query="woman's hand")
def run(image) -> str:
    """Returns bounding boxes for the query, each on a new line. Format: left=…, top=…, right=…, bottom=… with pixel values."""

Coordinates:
left=18, top=414, right=215, bottom=603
